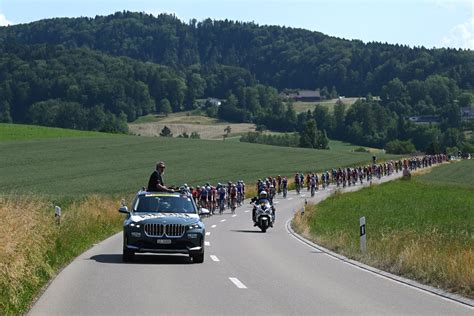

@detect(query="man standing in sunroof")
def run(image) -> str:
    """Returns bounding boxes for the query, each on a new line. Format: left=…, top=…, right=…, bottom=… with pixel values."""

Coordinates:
left=147, top=161, right=174, bottom=192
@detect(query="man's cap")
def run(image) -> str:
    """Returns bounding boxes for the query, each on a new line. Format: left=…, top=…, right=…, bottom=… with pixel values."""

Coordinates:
left=157, top=161, right=166, bottom=168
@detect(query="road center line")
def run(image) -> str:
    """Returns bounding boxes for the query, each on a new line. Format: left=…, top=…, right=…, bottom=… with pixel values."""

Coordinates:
left=229, top=277, right=247, bottom=289
left=232, top=214, right=237, bottom=217
left=206, top=232, right=211, bottom=236
left=245, top=210, right=250, bottom=213
left=210, top=255, right=220, bottom=262
left=205, top=241, right=210, bottom=246
left=211, top=224, right=217, bottom=228
left=288, top=197, right=293, bottom=200
left=220, top=219, right=226, bottom=222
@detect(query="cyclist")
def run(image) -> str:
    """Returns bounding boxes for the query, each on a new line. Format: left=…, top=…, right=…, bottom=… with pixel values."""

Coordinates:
left=282, top=176, right=288, bottom=198
left=229, top=183, right=237, bottom=214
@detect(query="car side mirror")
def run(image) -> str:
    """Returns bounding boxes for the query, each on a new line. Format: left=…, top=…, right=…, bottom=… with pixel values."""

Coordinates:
left=119, top=206, right=129, bottom=214
left=199, top=208, right=210, bottom=216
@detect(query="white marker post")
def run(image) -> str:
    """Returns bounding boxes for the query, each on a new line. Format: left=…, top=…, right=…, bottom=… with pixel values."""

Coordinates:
left=55, top=206, right=62, bottom=225
left=360, top=216, right=366, bottom=252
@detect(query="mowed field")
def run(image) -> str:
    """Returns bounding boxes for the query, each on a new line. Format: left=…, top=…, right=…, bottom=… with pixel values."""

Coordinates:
left=0, top=124, right=396, bottom=196
left=293, top=97, right=359, bottom=113
left=129, top=112, right=256, bottom=139
left=293, top=159, right=474, bottom=298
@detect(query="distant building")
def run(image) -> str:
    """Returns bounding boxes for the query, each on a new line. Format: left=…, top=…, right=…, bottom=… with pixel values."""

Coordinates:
left=280, top=90, right=322, bottom=102
left=460, top=107, right=474, bottom=121
left=407, top=115, right=440, bottom=125
left=206, top=98, right=222, bottom=107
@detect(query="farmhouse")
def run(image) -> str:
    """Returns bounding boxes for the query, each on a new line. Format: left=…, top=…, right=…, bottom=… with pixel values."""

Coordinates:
left=280, top=90, right=322, bottom=102
left=460, top=106, right=474, bottom=121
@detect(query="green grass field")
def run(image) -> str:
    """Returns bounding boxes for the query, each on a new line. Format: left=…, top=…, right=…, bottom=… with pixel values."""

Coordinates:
left=0, top=124, right=397, bottom=196
left=293, top=97, right=358, bottom=113
left=293, top=160, right=474, bottom=298
left=0, top=123, right=112, bottom=141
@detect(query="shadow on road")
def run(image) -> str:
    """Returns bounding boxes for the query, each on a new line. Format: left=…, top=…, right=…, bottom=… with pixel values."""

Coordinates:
left=89, top=254, right=192, bottom=265
left=231, top=229, right=264, bottom=234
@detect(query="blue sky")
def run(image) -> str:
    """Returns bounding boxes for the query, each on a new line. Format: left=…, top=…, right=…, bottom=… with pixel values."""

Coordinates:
left=0, top=0, right=472, bottom=49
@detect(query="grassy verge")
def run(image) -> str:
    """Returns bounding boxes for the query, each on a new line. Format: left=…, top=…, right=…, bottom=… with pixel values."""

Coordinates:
left=292, top=161, right=474, bottom=298
left=0, top=194, right=124, bottom=315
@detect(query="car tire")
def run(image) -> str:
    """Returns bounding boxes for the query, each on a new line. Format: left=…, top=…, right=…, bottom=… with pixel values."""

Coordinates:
left=123, top=248, right=135, bottom=262
left=191, top=252, right=204, bottom=263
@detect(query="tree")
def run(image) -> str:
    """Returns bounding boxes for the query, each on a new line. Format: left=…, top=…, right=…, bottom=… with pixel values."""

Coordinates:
left=190, top=131, right=200, bottom=139
left=159, top=98, right=172, bottom=116
left=316, top=130, right=329, bottom=149
left=160, top=126, right=173, bottom=137
left=299, top=119, right=317, bottom=148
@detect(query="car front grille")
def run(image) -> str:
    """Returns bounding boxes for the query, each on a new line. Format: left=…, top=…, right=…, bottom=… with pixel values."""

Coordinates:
left=144, top=223, right=185, bottom=237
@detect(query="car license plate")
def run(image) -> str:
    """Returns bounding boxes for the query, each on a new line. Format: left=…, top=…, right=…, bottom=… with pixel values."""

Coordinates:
left=157, top=239, right=171, bottom=244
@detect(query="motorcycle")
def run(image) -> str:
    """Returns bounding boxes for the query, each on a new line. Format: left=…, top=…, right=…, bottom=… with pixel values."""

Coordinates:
left=253, top=201, right=274, bottom=233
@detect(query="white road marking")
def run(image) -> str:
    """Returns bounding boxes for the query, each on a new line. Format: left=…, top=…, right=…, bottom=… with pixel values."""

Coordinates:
left=229, top=277, right=247, bottom=289
left=220, top=219, right=226, bottom=222
left=210, top=255, right=220, bottom=262
left=206, top=232, right=211, bottom=236
left=301, top=194, right=306, bottom=197
left=232, top=215, right=237, bottom=217
left=245, top=210, right=250, bottom=213
left=288, top=198, right=293, bottom=201
left=205, top=241, right=210, bottom=246
left=211, top=225, right=217, bottom=228
left=274, top=201, right=279, bottom=204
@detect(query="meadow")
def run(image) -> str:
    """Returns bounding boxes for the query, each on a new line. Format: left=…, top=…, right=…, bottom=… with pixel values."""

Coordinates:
left=293, top=159, right=474, bottom=298
left=0, top=124, right=395, bottom=197
left=0, top=123, right=112, bottom=141
left=293, top=97, right=358, bottom=113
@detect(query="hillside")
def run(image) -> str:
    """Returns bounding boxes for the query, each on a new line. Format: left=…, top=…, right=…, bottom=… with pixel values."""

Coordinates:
left=0, top=124, right=397, bottom=196
left=1, top=12, right=472, bottom=94
left=0, top=11, right=472, bottom=152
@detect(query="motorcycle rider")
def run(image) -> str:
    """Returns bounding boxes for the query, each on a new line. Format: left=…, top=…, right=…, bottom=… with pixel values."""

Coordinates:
left=251, top=190, right=275, bottom=226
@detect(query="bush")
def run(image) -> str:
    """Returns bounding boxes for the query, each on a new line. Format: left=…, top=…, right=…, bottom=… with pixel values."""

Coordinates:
left=354, top=147, right=370, bottom=153
left=385, top=139, right=416, bottom=154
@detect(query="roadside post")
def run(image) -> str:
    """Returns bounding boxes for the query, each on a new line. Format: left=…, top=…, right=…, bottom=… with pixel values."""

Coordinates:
left=55, top=206, right=61, bottom=225
left=360, top=216, right=366, bottom=252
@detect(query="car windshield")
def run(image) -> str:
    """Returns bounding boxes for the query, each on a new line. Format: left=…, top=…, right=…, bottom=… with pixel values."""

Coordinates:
left=133, top=194, right=196, bottom=214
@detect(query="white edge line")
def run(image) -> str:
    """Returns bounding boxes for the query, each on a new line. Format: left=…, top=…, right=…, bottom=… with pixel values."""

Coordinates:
left=220, top=219, right=226, bottom=222
left=232, top=215, right=237, bottom=217
left=211, top=225, right=217, bottom=228
left=206, top=232, right=211, bottom=236
left=229, top=277, right=247, bottom=289
left=285, top=218, right=474, bottom=308
left=205, top=241, right=210, bottom=246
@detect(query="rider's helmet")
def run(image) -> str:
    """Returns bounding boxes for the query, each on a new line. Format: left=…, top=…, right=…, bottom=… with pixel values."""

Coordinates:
left=197, top=186, right=201, bottom=189
left=231, top=183, right=236, bottom=187
left=259, top=191, right=268, bottom=198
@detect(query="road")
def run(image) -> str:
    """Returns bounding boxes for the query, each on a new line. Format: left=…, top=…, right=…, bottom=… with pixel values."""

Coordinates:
left=30, top=173, right=473, bottom=315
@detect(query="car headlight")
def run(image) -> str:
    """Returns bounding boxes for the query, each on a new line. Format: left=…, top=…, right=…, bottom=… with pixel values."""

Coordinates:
left=129, top=223, right=141, bottom=228
left=187, top=224, right=200, bottom=230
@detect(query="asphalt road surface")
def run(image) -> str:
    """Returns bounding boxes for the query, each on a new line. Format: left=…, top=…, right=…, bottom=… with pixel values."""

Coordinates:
left=30, top=173, right=473, bottom=315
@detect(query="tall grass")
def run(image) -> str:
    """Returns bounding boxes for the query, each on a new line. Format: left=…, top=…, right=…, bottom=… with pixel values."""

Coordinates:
left=292, top=173, right=474, bottom=298
left=0, top=194, right=123, bottom=315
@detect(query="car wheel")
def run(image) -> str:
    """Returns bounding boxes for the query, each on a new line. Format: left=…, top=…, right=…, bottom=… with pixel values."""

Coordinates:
left=123, top=248, right=135, bottom=262
left=191, top=252, right=204, bottom=263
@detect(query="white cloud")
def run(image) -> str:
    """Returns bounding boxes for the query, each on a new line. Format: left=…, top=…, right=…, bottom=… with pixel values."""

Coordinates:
left=441, top=17, right=474, bottom=49
left=0, top=13, right=14, bottom=26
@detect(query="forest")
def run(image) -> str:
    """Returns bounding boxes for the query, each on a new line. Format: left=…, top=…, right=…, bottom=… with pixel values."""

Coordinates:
left=0, top=11, right=472, bottom=151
